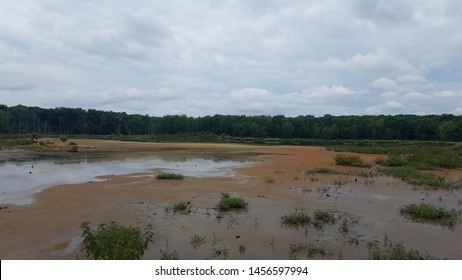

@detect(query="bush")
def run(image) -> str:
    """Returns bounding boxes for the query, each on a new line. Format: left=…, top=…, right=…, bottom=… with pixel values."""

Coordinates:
left=216, top=193, right=248, bottom=212
left=67, top=145, right=79, bottom=153
left=59, top=135, right=68, bottom=142
left=334, top=154, right=370, bottom=167
left=80, top=221, right=153, bottom=260
left=172, top=201, right=190, bottom=213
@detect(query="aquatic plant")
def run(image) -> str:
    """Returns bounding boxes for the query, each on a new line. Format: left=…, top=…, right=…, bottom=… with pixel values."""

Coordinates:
left=281, top=211, right=311, bottom=226
left=400, top=203, right=460, bottom=227
left=80, top=221, right=153, bottom=260
left=216, top=192, right=248, bottom=212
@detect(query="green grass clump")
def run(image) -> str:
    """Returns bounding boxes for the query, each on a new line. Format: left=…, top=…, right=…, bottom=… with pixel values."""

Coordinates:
left=156, top=173, right=184, bottom=179
left=381, top=166, right=460, bottom=189
left=172, top=201, right=190, bottom=213
left=334, top=154, right=370, bottom=167
left=216, top=193, right=248, bottom=212
left=80, top=221, right=153, bottom=260
left=190, top=234, right=207, bottom=249
left=400, top=203, right=460, bottom=227
left=312, top=210, right=336, bottom=228
left=281, top=211, right=311, bottom=226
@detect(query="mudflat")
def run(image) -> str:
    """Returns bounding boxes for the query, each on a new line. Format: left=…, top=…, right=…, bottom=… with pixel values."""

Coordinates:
left=0, top=139, right=461, bottom=259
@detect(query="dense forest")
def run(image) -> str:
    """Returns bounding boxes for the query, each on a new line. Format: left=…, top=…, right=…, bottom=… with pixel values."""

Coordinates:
left=1, top=104, right=461, bottom=141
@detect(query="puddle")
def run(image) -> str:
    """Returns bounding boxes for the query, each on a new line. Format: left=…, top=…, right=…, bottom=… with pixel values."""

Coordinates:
left=0, top=155, right=254, bottom=205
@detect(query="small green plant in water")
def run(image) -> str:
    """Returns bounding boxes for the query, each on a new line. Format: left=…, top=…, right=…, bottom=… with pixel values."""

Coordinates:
left=400, top=203, right=460, bottom=227
left=172, top=201, right=190, bottom=213
left=281, top=211, right=311, bottom=226
left=80, top=221, right=153, bottom=260
left=216, top=192, right=248, bottom=212
left=312, top=210, right=336, bottom=229
left=190, top=234, right=207, bottom=249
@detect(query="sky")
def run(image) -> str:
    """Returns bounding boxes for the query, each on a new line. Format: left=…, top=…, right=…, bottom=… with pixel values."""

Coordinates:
left=1, top=0, right=461, bottom=117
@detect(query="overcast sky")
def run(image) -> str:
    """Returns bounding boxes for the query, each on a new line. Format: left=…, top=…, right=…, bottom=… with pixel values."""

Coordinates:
left=1, top=0, right=461, bottom=116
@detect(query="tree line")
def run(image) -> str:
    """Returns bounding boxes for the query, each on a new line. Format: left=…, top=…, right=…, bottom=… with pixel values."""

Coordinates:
left=1, top=104, right=461, bottom=141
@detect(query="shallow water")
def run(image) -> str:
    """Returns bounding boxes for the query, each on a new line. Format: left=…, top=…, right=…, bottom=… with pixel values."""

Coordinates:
left=0, top=155, right=254, bottom=205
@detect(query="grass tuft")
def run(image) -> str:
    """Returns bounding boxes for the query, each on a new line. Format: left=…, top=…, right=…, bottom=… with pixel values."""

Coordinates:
left=172, top=201, right=190, bottom=213
left=281, top=211, right=311, bottom=226
left=216, top=192, right=248, bottom=212
left=400, top=203, right=460, bottom=227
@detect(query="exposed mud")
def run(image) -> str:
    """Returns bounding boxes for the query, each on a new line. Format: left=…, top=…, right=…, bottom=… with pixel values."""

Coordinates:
left=0, top=139, right=461, bottom=259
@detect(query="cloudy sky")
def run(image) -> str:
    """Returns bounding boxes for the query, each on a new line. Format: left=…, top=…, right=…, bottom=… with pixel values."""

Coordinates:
left=1, top=0, right=461, bottom=116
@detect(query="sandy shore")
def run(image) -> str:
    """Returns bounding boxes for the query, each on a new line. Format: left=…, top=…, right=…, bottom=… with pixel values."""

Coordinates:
left=1, top=139, right=461, bottom=259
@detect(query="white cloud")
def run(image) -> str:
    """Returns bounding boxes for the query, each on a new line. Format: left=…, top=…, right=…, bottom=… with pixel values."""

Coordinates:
left=404, top=91, right=431, bottom=100
left=371, top=77, right=401, bottom=91
left=383, top=100, right=405, bottom=110
left=0, top=0, right=461, bottom=116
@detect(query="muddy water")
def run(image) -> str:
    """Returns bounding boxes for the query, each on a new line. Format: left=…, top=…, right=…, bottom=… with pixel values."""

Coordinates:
left=1, top=142, right=461, bottom=260
left=0, top=154, right=254, bottom=205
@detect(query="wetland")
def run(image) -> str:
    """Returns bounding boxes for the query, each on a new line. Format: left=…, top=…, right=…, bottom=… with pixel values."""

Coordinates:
left=0, top=138, right=461, bottom=259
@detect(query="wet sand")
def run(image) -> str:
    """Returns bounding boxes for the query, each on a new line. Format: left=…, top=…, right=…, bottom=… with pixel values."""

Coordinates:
left=0, top=139, right=461, bottom=259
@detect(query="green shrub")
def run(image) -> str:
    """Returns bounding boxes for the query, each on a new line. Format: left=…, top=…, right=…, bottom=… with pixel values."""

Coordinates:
left=216, top=192, right=248, bottom=212
left=400, top=203, right=460, bottom=227
left=334, top=154, right=370, bottom=167
left=172, top=201, right=190, bottom=213
left=156, top=173, right=184, bottom=179
left=281, top=211, right=311, bottom=225
left=80, top=221, right=153, bottom=260
left=59, top=135, right=68, bottom=142
left=67, top=145, right=79, bottom=153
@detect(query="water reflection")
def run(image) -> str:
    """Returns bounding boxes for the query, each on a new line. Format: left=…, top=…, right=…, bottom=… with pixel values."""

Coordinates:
left=0, top=154, right=254, bottom=205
